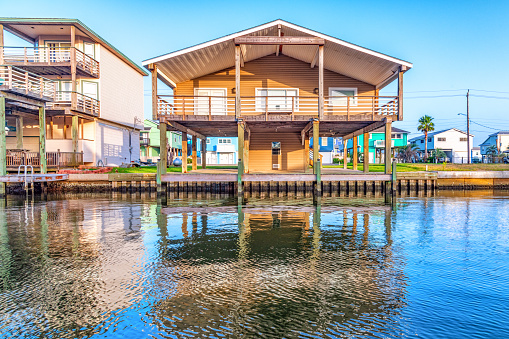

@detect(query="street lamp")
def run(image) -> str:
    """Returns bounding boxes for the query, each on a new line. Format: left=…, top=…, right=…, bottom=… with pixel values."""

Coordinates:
left=458, top=113, right=470, bottom=164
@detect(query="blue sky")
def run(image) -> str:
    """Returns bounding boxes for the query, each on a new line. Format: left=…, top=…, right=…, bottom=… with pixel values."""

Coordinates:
left=3, top=0, right=509, bottom=145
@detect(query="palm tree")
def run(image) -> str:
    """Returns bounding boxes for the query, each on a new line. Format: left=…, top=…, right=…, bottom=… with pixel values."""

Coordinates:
left=486, top=145, right=499, bottom=163
left=397, top=144, right=419, bottom=163
left=417, top=115, right=435, bottom=161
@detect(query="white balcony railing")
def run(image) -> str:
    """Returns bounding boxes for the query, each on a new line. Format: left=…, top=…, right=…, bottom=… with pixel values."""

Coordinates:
left=46, top=91, right=100, bottom=116
left=0, top=65, right=56, bottom=100
left=0, top=46, right=99, bottom=77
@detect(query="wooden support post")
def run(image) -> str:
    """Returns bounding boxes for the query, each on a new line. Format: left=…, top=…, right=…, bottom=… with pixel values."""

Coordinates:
left=235, top=45, right=241, bottom=119
left=49, top=116, right=54, bottom=139
left=385, top=120, right=392, bottom=174
left=16, top=116, right=23, bottom=149
left=0, top=97, right=5, bottom=196
left=151, top=64, right=158, bottom=120
left=352, top=136, right=358, bottom=171
left=312, top=120, right=321, bottom=194
left=72, top=115, right=78, bottom=166
left=201, top=138, right=207, bottom=169
left=304, top=132, right=310, bottom=173
left=244, top=127, right=249, bottom=173
left=191, top=135, right=197, bottom=171
left=39, top=106, right=47, bottom=174
left=363, top=132, right=369, bottom=173
left=0, top=24, right=4, bottom=65
left=343, top=139, right=348, bottom=169
left=318, top=45, right=324, bottom=120
left=181, top=131, right=187, bottom=173
left=160, top=123, right=168, bottom=174
left=398, top=66, right=404, bottom=121
left=237, top=121, right=244, bottom=194
left=70, top=26, right=77, bottom=109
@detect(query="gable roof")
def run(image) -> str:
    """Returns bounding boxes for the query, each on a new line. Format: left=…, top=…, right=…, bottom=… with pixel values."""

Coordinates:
left=371, top=126, right=410, bottom=134
left=143, top=19, right=412, bottom=88
left=409, top=128, right=473, bottom=142
left=0, top=17, right=148, bottom=76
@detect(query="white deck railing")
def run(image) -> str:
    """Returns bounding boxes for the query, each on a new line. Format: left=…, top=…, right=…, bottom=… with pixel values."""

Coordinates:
left=0, top=65, right=56, bottom=99
left=46, top=91, right=100, bottom=116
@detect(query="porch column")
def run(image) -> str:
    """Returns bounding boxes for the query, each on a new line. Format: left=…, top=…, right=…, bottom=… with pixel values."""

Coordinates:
left=159, top=123, right=167, bottom=174
left=39, top=106, right=47, bottom=174
left=16, top=116, right=23, bottom=149
left=201, top=138, right=207, bottom=169
left=398, top=66, right=404, bottom=120
left=363, top=132, right=369, bottom=173
left=0, top=97, right=6, bottom=196
left=70, top=26, right=77, bottom=109
left=235, top=45, right=241, bottom=119
left=244, top=128, right=249, bottom=173
left=0, top=24, right=4, bottom=65
left=237, top=120, right=244, bottom=193
left=312, top=119, right=320, bottom=175
left=72, top=115, right=78, bottom=166
left=385, top=120, right=392, bottom=174
left=49, top=116, right=54, bottom=139
left=181, top=131, right=187, bottom=173
left=318, top=45, right=324, bottom=120
left=343, top=139, right=348, bottom=170
left=304, top=132, right=310, bottom=173
left=191, top=135, right=197, bottom=171
left=352, top=136, right=358, bottom=171
left=151, top=64, right=158, bottom=120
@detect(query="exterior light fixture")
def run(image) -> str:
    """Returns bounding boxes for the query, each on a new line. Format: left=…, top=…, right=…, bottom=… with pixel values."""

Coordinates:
left=313, top=88, right=319, bottom=94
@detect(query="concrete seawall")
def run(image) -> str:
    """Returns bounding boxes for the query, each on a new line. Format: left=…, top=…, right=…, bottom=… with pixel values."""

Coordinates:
left=437, top=171, right=509, bottom=189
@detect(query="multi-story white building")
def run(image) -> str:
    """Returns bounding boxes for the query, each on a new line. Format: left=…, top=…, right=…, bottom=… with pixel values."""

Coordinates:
left=479, top=131, right=509, bottom=159
left=1, top=18, right=147, bottom=168
left=409, top=128, right=474, bottom=163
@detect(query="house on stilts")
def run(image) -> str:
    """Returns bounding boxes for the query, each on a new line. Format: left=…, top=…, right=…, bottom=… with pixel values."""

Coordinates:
left=143, top=19, right=412, bottom=190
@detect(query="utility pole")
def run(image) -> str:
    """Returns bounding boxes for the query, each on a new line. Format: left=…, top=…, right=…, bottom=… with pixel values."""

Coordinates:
left=467, top=89, right=470, bottom=164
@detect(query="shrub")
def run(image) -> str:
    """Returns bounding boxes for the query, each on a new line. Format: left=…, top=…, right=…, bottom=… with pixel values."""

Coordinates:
left=333, top=158, right=340, bottom=164
left=187, top=157, right=192, bottom=164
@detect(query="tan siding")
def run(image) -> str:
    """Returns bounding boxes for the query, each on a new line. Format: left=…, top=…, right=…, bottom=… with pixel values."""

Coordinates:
left=176, top=54, right=375, bottom=97
left=249, top=132, right=305, bottom=172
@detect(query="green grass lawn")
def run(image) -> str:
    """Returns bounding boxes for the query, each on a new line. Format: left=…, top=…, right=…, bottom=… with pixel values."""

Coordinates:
left=324, top=163, right=509, bottom=172
left=108, top=165, right=238, bottom=173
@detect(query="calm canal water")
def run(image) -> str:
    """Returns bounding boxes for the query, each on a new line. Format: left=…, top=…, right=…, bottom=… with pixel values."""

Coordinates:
left=0, top=191, right=508, bottom=338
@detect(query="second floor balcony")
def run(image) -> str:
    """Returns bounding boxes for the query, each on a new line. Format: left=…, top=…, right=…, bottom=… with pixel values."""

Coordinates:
left=46, top=91, right=100, bottom=117
left=0, top=65, right=55, bottom=102
left=157, top=95, right=399, bottom=122
left=0, top=46, right=100, bottom=78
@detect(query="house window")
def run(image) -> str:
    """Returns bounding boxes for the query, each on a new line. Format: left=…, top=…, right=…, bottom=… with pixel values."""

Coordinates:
left=256, top=88, right=298, bottom=112
left=271, top=142, right=281, bottom=155
left=460, top=138, right=467, bottom=142
left=207, top=138, right=211, bottom=144
left=428, top=137, right=432, bottom=142
left=218, top=138, right=231, bottom=144
left=321, top=137, right=328, bottom=146
left=438, top=137, right=446, bottom=141
left=392, top=133, right=402, bottom=139
left=328, top=87, right=358, bottom=106
left=420, top=140, right=424, bottom=144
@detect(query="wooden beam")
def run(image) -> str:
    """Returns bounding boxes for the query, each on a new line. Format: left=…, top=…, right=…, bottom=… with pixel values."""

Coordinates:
left=39, top=106, right=46, bottom=174
left=72, top=115, right=78, bottom=153
left=352, top=136, right=358, bottom=171
left=276, top=24, right=282, bottom=56
left=363, top=132, right=369, bottom=173
left=2, top=24, right=35, bottom=44
left=70, top=26, right=77, bottom=109
left=16, top=116, right=23, bottom=149
left=342, top=118, right=387, bottom=141
left=0, top=97, right=5, bottom=178
left=304, top=132, right=310, bottom=173
left=159, top=123, right=167, bottom=174
left=0, top=24, right=4, bottom=65
left=191, top=135, right=197, bottom=171
left=0, top=92, right=45, bottom=107
left=244, top=126, right=249, bottom=174
left=376, top=70, right=399, bottom=90
left=240, top=45, right=246, bottom=67
left=398, top=66, right=404, bottom=121
left=235, top=45, right=241, bottom=118
left=49, top=116, right=54, bottom=139
left=385, top=120, right=392, bottom=174
left=201, top=138, right=207, bottom=169
left=235, top=36, right=324, bottom=45
left=165, top=120, right=206, bottom=140
left=312, top=120, right=319, bottom=174
left=181, top=131, right=187, bottom=173
left=310, top=46, right=319, bottom=68
left=237, top=121, right=244, bottom=191
left=151, top=64, right=158, bottom=120
left=318, top=45, right=324, bottom=120
left=343, top=139, right=348, bottom=170
left=301, top=121, right=313, bottom=145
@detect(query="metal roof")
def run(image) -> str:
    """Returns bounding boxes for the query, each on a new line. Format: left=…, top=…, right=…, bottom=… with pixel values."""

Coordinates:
left=0, top=17, right=148, bottom=76
left=409, top=128, right=474, bottom=141
left=143, top=19, right=412, bottom=89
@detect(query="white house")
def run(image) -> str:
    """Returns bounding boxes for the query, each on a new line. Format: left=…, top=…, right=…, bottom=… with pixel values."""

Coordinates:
left=471, top=147, right=481, bottom=162
left=479, top=131, right=509, bottom=159
left=409, top=128, right=474, bottom=163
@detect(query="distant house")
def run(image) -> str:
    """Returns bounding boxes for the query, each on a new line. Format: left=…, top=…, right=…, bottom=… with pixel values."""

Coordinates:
left=479, top=131, right=509, bottom=159
left=310, top=137, right=335, bottom=164
left=471, top=147, right=481, bottom=162
left=140, top=120, right=182, bottom=163
left=409, top=128, right=473, bottom=163
left=347, top=127, right=409, bottom=163
left=205, top=137, right=238, bottom=165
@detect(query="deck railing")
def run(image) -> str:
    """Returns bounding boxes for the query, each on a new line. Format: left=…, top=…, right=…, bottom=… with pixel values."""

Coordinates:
left=0, top=46, right=100, bottom=77
left=0, top=65, right=56, bottom=99
left=46, top=91, right=100, bottom=116
left=6, top=151, right=84, bottom=168
left=157, top=95, right=399, bottom=120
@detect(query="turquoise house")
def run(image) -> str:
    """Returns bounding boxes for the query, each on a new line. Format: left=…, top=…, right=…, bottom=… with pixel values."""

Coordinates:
left=346, top=127, right=409, bottom=163
left=140, top=119, right=182, bottom=163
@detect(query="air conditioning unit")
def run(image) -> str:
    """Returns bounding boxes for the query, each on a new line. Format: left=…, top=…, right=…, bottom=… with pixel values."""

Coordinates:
left=273, top=164, right=280, bottom=169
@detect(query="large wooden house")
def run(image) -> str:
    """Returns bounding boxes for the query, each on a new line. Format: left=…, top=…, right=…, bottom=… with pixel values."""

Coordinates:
left=144, top=20, right=412, bottom=177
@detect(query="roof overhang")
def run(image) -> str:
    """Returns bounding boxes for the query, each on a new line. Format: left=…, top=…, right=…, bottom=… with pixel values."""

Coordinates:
left=143, top=19, right=412, bottom=89
left=0, top=18, right=148, bottom=76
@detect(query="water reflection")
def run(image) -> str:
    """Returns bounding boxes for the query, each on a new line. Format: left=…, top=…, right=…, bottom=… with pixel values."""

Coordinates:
left=0, top=191, right=508, bottom=338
